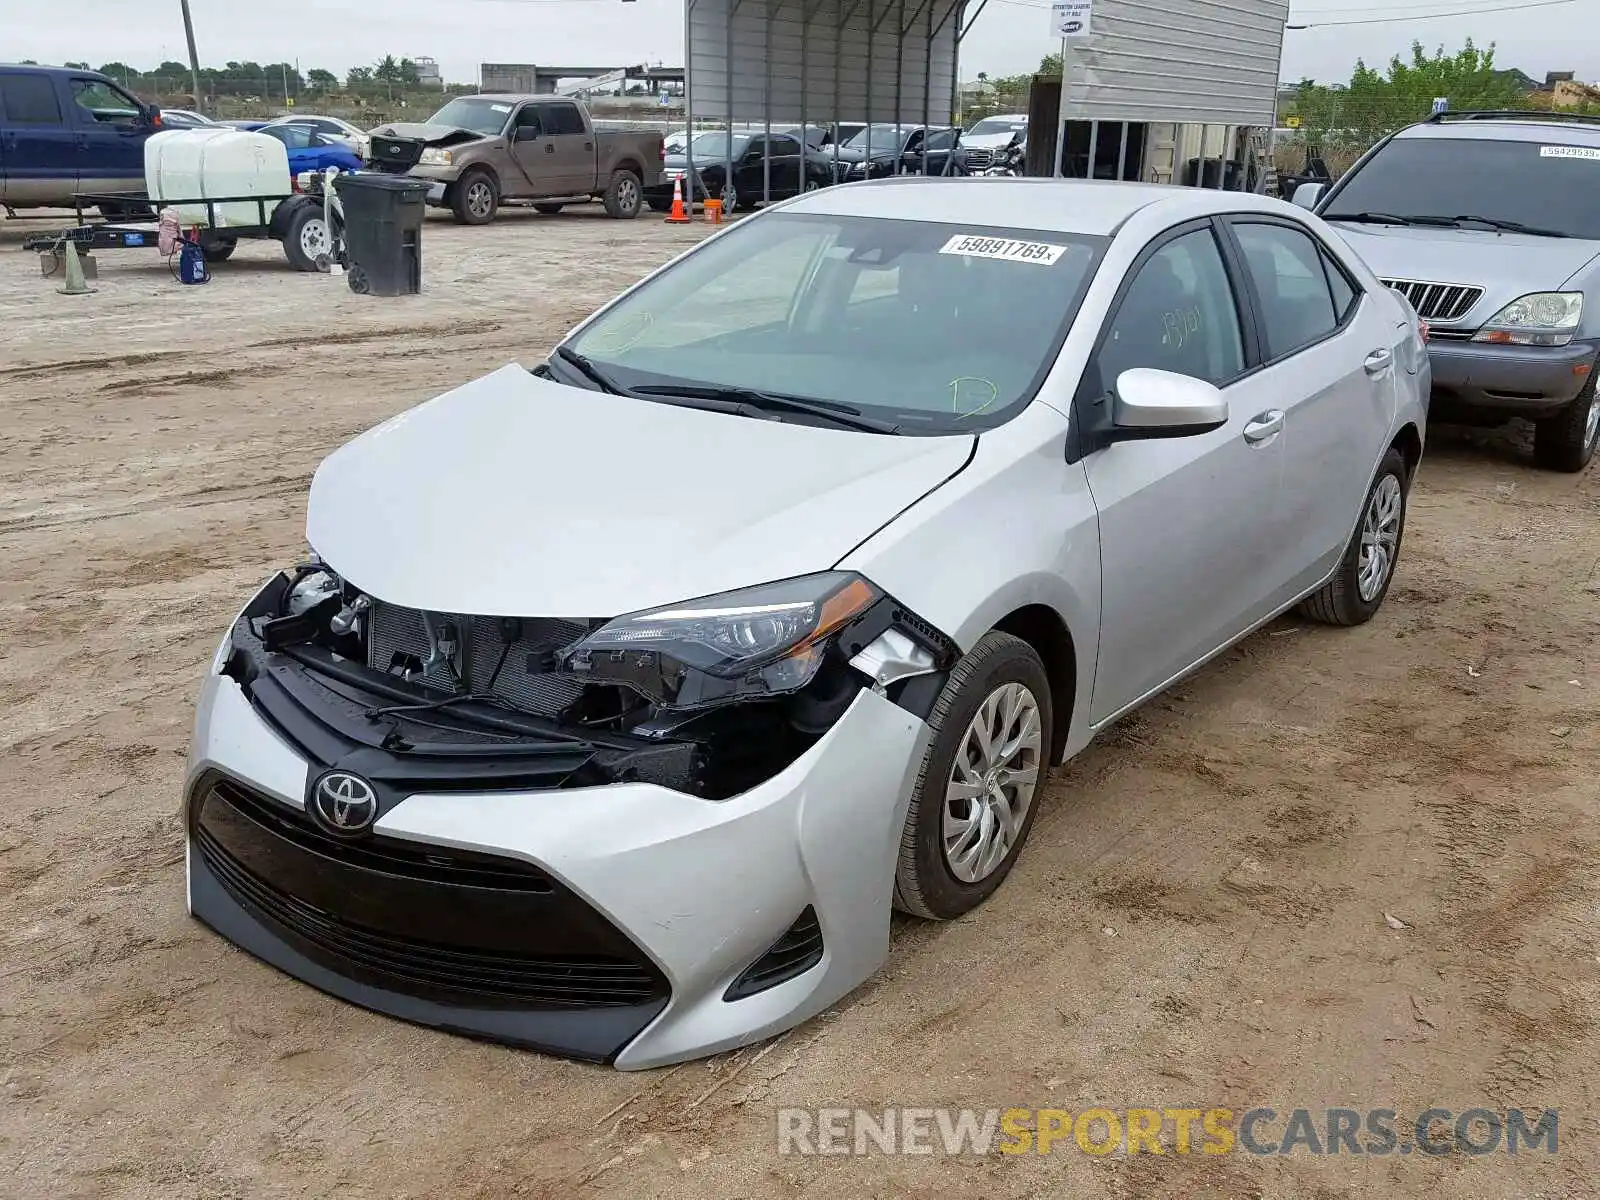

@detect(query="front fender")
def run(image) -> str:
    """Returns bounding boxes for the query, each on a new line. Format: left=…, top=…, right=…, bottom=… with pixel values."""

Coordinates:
left=836, top=400, right=1102, bottom=758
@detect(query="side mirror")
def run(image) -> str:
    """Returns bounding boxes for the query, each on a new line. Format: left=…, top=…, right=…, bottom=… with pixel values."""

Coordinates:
left=1291, top=181, right=1326, bottom=210
left=1112, top=368, right=1228, bottom=437
left=144, top=104, right=162, bottom=127
left=514, top=125, right=539, bottom=142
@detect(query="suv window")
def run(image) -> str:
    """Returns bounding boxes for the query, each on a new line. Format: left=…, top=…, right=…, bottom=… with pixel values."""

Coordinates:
left=1232, top=221, right=1341, bottom=359
left=543, top=103, right=586, bottom=136
left=1, top=73, right=64, bottom=124
left=71, top=78, right=141, bottom=125
left=1096, top=227, right=1245, bottom=389
left=1322, top=134, right=1600, bottom=240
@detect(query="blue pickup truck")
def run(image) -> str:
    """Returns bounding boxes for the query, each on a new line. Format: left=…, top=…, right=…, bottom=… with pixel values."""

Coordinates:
left=1, top=63, right=162, bottom=212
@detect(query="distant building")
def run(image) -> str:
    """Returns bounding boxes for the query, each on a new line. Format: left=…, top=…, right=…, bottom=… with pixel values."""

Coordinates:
left=481, top=63, right=538, bottom=93
left=414, top=56, right=442, bottom=86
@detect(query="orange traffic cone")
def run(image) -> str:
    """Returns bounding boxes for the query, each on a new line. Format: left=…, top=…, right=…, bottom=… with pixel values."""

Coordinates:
left=664, top=176, right=691, bottom=224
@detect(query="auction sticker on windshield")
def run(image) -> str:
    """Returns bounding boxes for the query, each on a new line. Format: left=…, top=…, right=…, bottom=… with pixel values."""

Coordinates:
left=939, top=234, right=1067, bottom=265
left=1539, top=145, right=1600, bottom=161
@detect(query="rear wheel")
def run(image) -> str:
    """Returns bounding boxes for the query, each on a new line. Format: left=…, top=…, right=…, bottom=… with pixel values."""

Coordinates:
left=451, top=171, right=498, bottom=225
left=282, top=207, right=331, bottom=272
left=1299, top=447, right=1409, bottom=626
left=533, top=203, right=565, bottom=215
left=893, top=632, right=1052, bottom=920
left=1533, top=373, right=1600, bottom=472
left=602, top=170, right=642, bottom=219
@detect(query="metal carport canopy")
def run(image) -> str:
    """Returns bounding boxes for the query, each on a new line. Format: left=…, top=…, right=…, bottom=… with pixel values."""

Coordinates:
left=682, top=0, right=980, bottom=203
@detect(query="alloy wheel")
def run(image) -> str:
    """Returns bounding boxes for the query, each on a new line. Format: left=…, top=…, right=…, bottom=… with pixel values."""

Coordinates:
left=943, top=682, right=1043, bottom=884
left=1358, top=474, right=1403, bottom=602
left=1585, top=389, right=1600, bottom=452
left=467, top=182, right=493, bottom=219
left=617, top=176, right=639, bottom=211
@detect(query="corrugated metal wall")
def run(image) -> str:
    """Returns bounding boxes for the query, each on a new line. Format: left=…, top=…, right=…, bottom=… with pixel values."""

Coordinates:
left=686, top=0, right=962, bottom=127
left=1062, top=0, right=1290, bottom=126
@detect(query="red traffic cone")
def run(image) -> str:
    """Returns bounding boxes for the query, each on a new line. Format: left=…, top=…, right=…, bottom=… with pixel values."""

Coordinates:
left=664, top=175, right=691, bottom=224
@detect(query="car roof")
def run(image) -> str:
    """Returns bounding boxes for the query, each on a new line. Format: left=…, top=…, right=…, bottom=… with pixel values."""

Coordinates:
left=1395, top=115, right=1600, bottom=146
left=0, top=62, right=110, bottom=78
left=783, top=176, right=1298, bottom=236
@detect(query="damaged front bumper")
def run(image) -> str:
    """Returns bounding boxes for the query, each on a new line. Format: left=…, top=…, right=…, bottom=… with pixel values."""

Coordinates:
left=183, top=578, right=939, bottom=1068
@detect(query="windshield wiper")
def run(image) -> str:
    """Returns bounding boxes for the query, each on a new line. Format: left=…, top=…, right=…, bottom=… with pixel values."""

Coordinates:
left=1322, top=211, right=1414, bottom=226
left=552, top=345, right=635, bottom=395
left=630, top=383, right=901, bottom=433
left=1425, top=214, right=1568, bottom=238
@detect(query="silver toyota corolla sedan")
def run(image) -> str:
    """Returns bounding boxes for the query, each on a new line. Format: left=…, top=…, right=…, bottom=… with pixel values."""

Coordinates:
left=184, top=177, right=1430, bottom=1069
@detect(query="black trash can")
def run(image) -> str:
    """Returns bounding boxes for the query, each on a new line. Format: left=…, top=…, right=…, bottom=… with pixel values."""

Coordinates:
left=332, top=173, right=430, bottom=296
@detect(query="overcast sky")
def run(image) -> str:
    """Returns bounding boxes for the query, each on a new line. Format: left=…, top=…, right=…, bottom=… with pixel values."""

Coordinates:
left=4, top=0, right=1592, bottom=91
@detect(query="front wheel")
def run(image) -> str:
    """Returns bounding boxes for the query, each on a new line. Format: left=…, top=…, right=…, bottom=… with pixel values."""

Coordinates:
left=1533, top=374, right=1600, bottom=472
left=451, top=171, right=498, bottom=225
left=1298, top=447, right=1409, bottom=626
left=894, top=632, right=1052, bottom=920
left=602, top=170, right=642, bottom=219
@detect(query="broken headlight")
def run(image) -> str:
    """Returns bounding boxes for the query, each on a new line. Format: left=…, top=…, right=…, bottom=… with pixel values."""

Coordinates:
left=558, top=572, right=880, bottom=711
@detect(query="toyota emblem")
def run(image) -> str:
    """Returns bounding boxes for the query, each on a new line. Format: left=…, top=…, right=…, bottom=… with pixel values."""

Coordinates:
left=310, top=771, right=378, bottom=836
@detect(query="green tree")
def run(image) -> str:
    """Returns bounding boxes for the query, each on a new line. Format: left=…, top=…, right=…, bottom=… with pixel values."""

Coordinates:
left=346, top=65, right=374, bottom=87
left=399, top=57, right=421, bottom=85
left=374, top=55, right=402, bottom=82
left=307, top=68, right=338, bottom=90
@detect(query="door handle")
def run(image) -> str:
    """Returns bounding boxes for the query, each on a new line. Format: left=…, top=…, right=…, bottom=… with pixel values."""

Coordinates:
left=584, top=142, right=593, bottom=151
left=1363, top=348, right=1393, bottom=375
left=1243, top=410, right=1285, bottom=443
left=544, top=143, right=555, bottom=154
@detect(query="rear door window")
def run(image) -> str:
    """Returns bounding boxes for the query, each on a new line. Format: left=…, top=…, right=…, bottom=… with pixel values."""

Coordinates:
left=1231, top=221, right=1339, bottom=360
left=1, top=73, right=65, bottom=124
left=543, top=104, right=586, bottom=136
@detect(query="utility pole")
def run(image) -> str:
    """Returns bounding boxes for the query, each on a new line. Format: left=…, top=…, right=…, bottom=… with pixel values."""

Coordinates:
left=179, top=0, right=204, bottom=113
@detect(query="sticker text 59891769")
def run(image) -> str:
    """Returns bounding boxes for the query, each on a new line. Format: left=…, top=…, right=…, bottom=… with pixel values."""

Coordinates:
left=939, top=235, right=1068, bottom=265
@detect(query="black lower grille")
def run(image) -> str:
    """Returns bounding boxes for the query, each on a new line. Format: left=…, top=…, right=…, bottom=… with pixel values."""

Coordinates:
left=725, top=906, right=824, bottom=1000
left=194, top=776, right=668, bottom=1011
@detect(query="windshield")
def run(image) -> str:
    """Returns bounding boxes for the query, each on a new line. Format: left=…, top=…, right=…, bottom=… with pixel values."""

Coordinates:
left=561, top=212, right=1104, bottom=434
left=969, top=118, right=1026, bottom=136
left=844, top=125, right=909, bottom=151
left=686, top=131, right=751, bottom=157
left=426, top=98, right=512, bottom=137
left=1324, top=135, right=1600, bottom=240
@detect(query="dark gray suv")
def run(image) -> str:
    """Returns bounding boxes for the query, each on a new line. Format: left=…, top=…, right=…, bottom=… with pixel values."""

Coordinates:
left=1294, top=111, right=1600, bottom=471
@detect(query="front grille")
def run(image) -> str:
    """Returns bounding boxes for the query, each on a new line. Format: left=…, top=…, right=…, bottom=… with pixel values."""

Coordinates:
left=1381, top=278, right=1483, bottom=322
left=725, top=906, right=824, bottom=1000
left=366, top=601, right=588, bottom=717
left=195, top=777, right=669, bottom=1010
left=963, top=148, right=995, bottom=169
left=210, top=776, right=554, bottom=892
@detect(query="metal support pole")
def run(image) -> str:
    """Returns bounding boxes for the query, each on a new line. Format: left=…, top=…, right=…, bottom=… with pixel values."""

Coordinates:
left=1116, top=120, right=1129, bottom=180
left=832, top=0, right=844, bottom=184
left=1222, top=124, right=1234, bottom=189
left=179, top=0, right=204, bottom=114
left=763, top=0, right=772, bottom=205
left=726, top=0, right=736, bottom=209
left=864, top=0, right=875, bottom=167
left=1088, top=119, right=1099, bottom=180
left=685, top=0, right=696, bottom=205
left=1053, top=41, right=1068, bottom=178
left=921, top=0, right=932, bottom=173
left=893, top=0, right=905, bottom=171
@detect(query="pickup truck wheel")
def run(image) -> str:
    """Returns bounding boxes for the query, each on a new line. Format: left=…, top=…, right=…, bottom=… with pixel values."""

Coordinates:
left=533, top=203, right=565, bottom=215
left=893, top=632, right=1052, bottom=921
left=1298, top=447, right=1409, bottom=627
left=451, top=171, right=498, bottom=225
left=602, top=170, right=643, bottom=219
left=1533, top=373, right=1600, bottom=472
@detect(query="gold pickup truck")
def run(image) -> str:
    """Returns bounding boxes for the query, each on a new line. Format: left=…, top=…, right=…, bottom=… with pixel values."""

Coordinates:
left=370, top=94, right=664, bottom=224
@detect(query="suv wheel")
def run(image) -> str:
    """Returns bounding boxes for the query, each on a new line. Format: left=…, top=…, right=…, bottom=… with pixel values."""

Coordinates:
left=893, top=632, right=1052, bottom=920
left=603, top=170, right=642, bottom=219
left=1299, top=447, right=1409, bottom=626
left=1533, top=374, right=1600, bottom=473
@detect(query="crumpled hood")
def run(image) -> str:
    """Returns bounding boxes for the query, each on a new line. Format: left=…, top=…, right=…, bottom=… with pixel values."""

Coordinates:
left=1328, top=223, right=1600, bottom=321
left=306, top=365, right=974, bottom=618
left=370, top=121, right=485, bottom=147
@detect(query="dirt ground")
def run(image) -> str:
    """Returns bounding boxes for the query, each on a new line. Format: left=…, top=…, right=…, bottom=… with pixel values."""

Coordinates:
left=2, top=203, right=1598, bottom=1200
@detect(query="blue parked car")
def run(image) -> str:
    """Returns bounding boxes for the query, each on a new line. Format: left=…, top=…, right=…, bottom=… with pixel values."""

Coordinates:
left=255, top=123, right=364, bottom=175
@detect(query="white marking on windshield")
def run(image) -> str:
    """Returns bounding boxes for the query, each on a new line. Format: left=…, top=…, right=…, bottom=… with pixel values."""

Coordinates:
left=938, top=235, right=1067, bottom=265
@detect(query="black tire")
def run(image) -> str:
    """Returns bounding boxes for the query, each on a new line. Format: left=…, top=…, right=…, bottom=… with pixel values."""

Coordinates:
left=893, top=632, right=1053, bottom=921
left=1533, top=372, right=1600, bottom=473
left=199, top=236, right=236, bottom=262
left=451, top=170, right=498, bottom=225
left=281, top=206, right=331, bottom=272
left=602, top=169, right=643, bottom=219
left=1299, top=447, right=1409, bottom=627
left=533, top=203, right=565, bottom=215
left=346, top=265, right=370, bottom=295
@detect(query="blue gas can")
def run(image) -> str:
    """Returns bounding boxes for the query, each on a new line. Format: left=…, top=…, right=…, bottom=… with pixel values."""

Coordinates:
left=178, top=240, right=210, bottom=285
